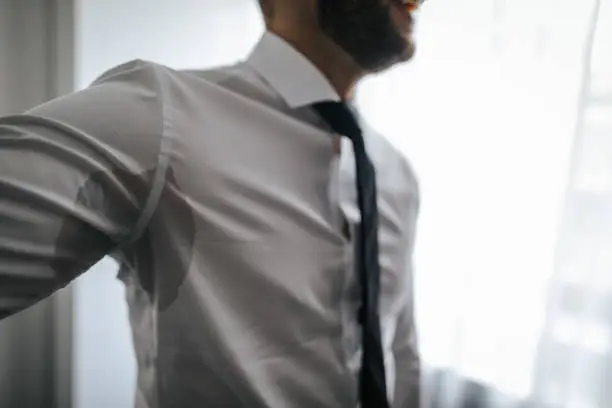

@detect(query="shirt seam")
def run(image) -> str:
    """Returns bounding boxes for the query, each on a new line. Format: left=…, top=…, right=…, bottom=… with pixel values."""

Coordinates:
left=124, top=62, right=173, bottom=245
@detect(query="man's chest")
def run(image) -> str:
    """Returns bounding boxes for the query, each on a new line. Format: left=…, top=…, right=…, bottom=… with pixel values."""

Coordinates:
left=150, top=97, right=411, bottom=315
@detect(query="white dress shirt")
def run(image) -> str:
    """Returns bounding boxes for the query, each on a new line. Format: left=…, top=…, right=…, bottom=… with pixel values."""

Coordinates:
left=0, top=32, right=420, bottom=408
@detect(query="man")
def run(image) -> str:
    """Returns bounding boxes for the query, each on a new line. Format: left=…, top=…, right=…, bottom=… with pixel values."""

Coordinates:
left=0, top=0, right=422, bottom=406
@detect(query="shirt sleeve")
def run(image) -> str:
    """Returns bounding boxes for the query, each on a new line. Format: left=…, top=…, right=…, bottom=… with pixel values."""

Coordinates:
left=392, top=163, right=422, bottom=408
left=0, top=59, right=165, bottom=320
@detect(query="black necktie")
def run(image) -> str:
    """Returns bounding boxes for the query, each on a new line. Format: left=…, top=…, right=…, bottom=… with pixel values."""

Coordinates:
left=312, top=101, right=389, bottom=408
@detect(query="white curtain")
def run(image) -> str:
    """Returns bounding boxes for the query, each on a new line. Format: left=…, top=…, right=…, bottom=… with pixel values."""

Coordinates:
left=357, top=0, right=612, bottom=407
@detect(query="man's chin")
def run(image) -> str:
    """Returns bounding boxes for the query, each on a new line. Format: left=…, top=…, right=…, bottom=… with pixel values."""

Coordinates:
left=367, top=43, right=416, bottom=73
left=402, top=41, right=416, bottom=62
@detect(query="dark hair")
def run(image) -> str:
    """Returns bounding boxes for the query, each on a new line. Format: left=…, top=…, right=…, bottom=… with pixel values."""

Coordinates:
left=258, top=0, right=273, bottom=21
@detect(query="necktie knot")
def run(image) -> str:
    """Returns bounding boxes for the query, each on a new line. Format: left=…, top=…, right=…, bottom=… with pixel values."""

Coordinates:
left=311, top=101, right=362, bottom=142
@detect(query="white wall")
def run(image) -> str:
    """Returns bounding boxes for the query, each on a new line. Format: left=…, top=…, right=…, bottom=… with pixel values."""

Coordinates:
left=0, top=6, right=55, bottom=407
left=0, top=2, right=75, bottom=408
left=73, top=2, right=263, bottom=407
left=0, top=0, right=51, bottom=114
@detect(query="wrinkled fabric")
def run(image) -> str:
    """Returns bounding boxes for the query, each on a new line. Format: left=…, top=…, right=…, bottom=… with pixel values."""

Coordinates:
left=0, top=32, right=420, bottom=408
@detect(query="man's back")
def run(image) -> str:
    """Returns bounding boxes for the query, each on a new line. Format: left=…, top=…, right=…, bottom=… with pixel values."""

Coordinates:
left=0, top=32, right=419, bottom=407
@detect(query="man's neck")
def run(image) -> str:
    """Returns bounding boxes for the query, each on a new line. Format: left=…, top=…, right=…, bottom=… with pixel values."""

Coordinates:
left=268, top=27, right=365, bottom=100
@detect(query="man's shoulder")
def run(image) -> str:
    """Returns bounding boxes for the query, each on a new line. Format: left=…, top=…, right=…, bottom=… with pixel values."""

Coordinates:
left=90, top=59, right=162, bottom=87
left=91, top=59, right=247, bottom=90
left=96, top=59, right=281, bottom=109
left=177, top=63, right=246, bottom=85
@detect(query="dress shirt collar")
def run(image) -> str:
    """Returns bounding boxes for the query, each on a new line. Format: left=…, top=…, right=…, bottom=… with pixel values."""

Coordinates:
left=246, top=31, right=342, bottom=108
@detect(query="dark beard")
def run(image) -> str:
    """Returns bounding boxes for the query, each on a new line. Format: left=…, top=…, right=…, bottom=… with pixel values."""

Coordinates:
left=318, top=0, right=414, bottom=72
